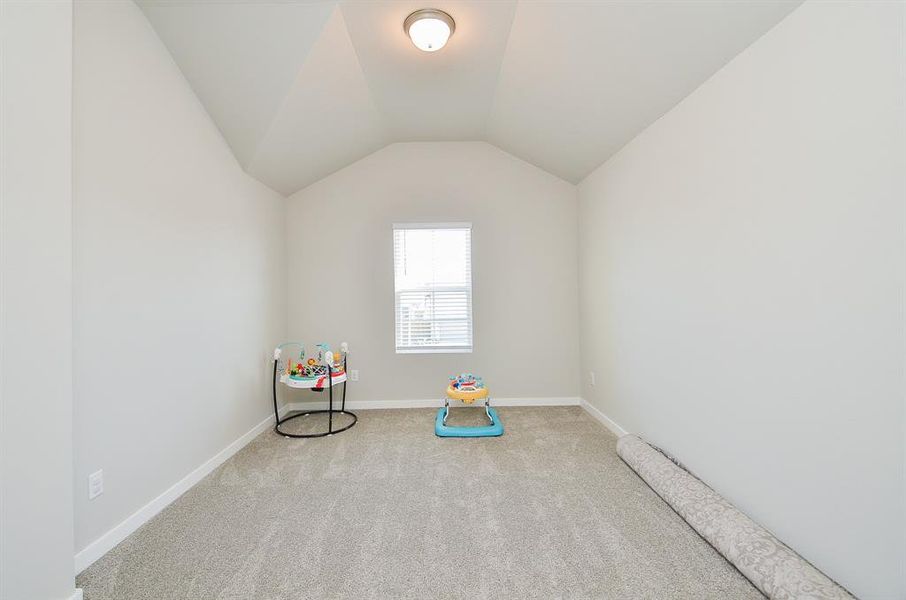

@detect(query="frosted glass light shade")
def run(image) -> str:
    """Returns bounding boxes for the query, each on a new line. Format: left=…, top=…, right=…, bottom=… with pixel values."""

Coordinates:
left=404, top=9, right=455, bottom=52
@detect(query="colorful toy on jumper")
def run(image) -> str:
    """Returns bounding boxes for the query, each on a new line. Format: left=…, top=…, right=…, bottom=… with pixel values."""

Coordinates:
left=436, top=372, right=503, bottom=438
left=277, top=341, right=348, bottom=390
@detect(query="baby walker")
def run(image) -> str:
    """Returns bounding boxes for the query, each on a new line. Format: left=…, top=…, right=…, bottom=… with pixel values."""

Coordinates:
left=435, top=373, right=504, bottom=438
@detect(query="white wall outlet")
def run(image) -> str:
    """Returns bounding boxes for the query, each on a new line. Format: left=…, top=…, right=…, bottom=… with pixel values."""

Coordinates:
left=349, top=369, right=359, bottom=382
left=589, top=371, right=596, bottom=386
left=88, top=470, right=103, bottom=500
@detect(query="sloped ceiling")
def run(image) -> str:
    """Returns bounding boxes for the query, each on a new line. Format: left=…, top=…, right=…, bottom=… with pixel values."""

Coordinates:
left=138, top=0, right=801, bottom=195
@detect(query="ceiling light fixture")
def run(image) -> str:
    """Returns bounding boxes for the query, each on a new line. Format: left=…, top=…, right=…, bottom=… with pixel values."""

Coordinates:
left=404, top=8, right=455, bottom=52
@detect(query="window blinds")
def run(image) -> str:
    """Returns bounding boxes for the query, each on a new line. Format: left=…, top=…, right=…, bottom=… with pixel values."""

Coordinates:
left=393, top=223, right=473, bottom=353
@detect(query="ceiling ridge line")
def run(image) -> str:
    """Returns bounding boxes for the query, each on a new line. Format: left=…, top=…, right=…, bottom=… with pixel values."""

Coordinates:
left=244, top=1, right=347, bottom=171
left=330, top=1, right=394, bottom=142
left=478, top=0, right=521, bottom=142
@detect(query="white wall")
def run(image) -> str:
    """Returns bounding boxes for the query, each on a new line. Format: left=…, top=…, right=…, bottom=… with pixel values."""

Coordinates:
left=577, top=2, right=905, bottom=598
left=72, top=0, right=286, bottom=560
left=0, top=1, right=78, bottom=599
left=286, top=142, right=578, bottom=403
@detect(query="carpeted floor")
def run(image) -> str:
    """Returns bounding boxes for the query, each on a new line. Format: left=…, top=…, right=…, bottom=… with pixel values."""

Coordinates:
left=77, top=407, right=763, bottom=599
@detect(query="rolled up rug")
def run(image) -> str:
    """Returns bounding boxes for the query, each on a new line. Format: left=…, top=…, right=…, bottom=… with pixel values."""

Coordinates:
left=617, top=434, right=854, bottom=600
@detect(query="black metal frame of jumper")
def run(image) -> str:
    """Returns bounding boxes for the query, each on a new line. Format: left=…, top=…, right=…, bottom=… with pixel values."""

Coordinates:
left=271, top=354, right=357, bottom=438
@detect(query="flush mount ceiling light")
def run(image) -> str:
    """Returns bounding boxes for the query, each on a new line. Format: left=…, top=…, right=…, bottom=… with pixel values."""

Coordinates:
left=404, top=8, right=455, bottom=52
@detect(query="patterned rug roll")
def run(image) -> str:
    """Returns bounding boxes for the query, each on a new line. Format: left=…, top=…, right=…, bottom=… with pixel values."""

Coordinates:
left=616, top=434, right=854, bottom=600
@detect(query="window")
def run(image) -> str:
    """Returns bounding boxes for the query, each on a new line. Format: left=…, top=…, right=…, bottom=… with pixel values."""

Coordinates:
left=393, top=223, right=472, bottom=353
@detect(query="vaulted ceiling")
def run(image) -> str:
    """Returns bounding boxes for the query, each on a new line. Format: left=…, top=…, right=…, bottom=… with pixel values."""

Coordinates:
left=138, top=0, right=801, bottom=195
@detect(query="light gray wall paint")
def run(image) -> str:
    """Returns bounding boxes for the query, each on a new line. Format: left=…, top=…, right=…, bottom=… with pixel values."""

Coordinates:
left=72, top=0, right=286, bottom=555
left=285, top=142, right=579, bottom=403
left=0, top=1, right=77, bottom=598
left=577, top=2, right=905, bottom=598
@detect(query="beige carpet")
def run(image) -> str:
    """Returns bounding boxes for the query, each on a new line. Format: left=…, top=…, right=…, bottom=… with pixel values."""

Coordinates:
left=77, top=407, right=763, bottom=599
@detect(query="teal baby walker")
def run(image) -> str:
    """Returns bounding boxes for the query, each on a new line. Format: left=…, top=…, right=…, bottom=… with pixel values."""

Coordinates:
left=435, top=373, right=504, bottom=438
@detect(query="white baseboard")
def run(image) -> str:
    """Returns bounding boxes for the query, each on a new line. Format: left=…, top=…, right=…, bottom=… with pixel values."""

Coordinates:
left=485, top=397, right=580, bottom=407
left=73, top=413, right=274, bottom=575
left=280, top=396, right=581, bottom=414
left=580, top=398, right=628, bottom=437
left=65, top=590, right=83, bottom=600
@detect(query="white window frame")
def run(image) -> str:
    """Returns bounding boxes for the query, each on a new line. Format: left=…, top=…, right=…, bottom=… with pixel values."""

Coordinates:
left=393, top=222, right=473, bottom=354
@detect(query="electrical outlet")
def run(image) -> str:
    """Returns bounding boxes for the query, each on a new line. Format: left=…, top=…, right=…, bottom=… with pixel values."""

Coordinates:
left=349, top=369, right=359, bottom=382
left=88, top=470, right=103, bottom=500
left=589, top=371, right=596, bottom=386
